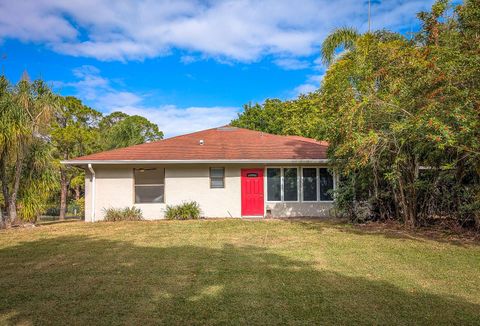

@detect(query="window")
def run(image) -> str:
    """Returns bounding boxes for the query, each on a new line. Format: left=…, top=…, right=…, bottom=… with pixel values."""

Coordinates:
left=267, top=167, right=335, bottom=202
left=210, top=167, right=225, bottom=188
left=134, top=168, right=164, bottom=203
left=302, top=168, right=317, bottom=201
left=319, top=168, right=334, bottom=201
left=267, top=168, right=281, bottom=201
left=283, top=168, right=298, bottom=201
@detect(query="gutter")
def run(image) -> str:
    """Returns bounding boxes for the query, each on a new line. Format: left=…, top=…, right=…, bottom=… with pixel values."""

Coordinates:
left=62, top=159, right=330, bottom=165
left=87, top=164, right=96, bottom=222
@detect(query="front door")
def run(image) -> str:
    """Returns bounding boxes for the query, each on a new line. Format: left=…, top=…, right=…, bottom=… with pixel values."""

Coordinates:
left=241, top=169, right=264, bottom=216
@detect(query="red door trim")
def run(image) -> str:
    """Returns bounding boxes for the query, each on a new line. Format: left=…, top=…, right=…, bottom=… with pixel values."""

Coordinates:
left=241, top=168, right=264, bottom=217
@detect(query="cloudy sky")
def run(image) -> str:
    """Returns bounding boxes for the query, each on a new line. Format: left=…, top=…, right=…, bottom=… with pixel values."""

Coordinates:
left=0, top=0, right=433, bottom=136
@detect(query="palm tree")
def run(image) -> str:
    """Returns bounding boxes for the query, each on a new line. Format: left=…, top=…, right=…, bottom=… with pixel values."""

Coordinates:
left=0, top=76, right=57, bottom=226
left=321, top=28, right=404, bottom=66
left=321, top=27, right=360, bottom=66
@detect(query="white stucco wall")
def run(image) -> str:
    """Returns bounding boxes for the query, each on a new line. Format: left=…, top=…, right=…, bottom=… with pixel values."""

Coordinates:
left=165, top=165, right=242, bottom=218
left=83, top=164, right=335, bottom=221
left=84, top=165, right=165, bottom=221
left=265, top=202, right=334, bottom=218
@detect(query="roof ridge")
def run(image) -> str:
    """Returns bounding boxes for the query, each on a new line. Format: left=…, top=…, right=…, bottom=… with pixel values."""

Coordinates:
left=160, top=126, right=220, bottom=142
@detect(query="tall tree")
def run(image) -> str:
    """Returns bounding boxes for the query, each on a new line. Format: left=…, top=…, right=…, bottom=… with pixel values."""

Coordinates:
left=51, top=96, right=101, bottom=220
left=0, top=77, right=57, bottom=225
left=319, top=0, right=479, bottom=227
left=231, top=92, right=322, bottom=138
left=101, top=113, right=163, bottom=150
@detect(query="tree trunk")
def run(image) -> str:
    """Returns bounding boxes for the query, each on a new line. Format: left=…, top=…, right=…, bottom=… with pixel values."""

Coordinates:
left=0, top=148, right=9, bottom=228
left=7, top=145, right=25, bottom=224
left=59, top=168, right=68, bottom=221
left=74, top=184, right=80, bottom=201
left=0, top=210, right=4, bottom=229
left=7, top=198, right=17, bottom=223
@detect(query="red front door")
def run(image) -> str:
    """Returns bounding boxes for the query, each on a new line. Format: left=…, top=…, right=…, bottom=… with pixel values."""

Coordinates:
left=241, top=169, right=264, bottom=216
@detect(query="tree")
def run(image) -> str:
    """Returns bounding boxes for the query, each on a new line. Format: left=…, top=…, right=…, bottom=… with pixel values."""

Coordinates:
left=51, top=96, right=102, bottom=220
left=321, top=27, right=360, bottom=66
left=319, top=0, right=479, bottom=227
left=101, top=113, right=163, bottom=150
left=0, top=74, right=165, bottom=225
left=0, top=77, right=57, bottom=225
left=232, top=0, right=479, bottom=229
left=231, top=92, right=322, bottom=138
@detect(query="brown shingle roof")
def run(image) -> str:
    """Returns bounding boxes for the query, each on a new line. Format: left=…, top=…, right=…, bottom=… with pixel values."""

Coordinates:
left=69, top=127, right=328, bottom=162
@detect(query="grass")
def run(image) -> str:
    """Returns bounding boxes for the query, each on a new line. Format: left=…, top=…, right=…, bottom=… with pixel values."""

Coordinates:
left=0, top=219, right=479, bottom=325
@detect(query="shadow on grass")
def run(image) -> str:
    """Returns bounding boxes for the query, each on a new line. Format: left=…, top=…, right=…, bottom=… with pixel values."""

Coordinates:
left=0, top=236, right=478, bottom=325
left=288, top=218, right=480, bottom=247
left=36, top=216, right=83, bottom=225
left=36, top=219, right=82, bottom=226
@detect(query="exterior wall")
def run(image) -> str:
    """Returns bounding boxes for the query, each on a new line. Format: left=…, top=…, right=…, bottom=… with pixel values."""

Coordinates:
left=84, top=169, right=92, bottom=220
left=265, top=202, right=334, bottom=218
left=165, top=165, right=242, bottom=218
left=83, top=164, right=335, bottom=221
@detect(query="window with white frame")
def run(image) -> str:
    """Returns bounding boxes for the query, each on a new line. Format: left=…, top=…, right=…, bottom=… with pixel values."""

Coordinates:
left=267, top=167, right=335, bottom=202
left=319, top=168, right=334, bottom=201
left=283, top=168, right=298, bottom=201
left=210, top=167, right=225, bottom=188
left=266, top=168, right=281, bottom=201
left=302, top=168, right=317, bottom=201
left=134, top=168, right=165, bottom=203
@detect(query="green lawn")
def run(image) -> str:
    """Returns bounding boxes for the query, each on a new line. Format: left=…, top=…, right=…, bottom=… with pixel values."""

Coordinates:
left=0, top=219, right=479, bottom=325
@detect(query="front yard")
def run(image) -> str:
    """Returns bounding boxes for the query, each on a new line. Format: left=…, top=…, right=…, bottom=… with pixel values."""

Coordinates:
left=0, top=219, right=479, bottom=325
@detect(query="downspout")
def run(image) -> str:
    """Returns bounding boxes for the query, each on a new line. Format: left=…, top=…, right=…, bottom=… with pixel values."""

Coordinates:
left=87, top=164, right=96, bottom=222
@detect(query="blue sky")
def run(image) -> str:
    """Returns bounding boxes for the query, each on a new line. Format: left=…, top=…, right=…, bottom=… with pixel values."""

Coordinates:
left=0, top=0, right=434, bottom=136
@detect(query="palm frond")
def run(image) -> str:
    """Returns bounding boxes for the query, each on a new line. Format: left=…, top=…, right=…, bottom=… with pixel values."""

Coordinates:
left=321, top=27, right=360, bottom=66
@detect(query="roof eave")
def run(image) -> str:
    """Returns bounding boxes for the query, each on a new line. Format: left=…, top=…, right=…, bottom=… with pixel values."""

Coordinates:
left=62, top=159, right=330, bottom=165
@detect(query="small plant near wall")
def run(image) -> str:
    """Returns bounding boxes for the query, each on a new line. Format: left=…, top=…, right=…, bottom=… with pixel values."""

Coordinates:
left=103, top=207, right=143, bottom=221
left=165, top=201, right=201, bottom=220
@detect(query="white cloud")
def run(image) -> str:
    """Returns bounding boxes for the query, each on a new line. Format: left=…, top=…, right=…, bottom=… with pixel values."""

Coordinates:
left=116, top=105, right=240, bottom=137
left=0, top=0, right=434, bottom=64
left=53, top=65, right=141, bottom=111
left=180, top=55, right=199, bottom=65
left=273, top=58, right=310, bottom=70
left=293, top=74, right=324, bottom=97
left=53, top=65, right=240, bottom=137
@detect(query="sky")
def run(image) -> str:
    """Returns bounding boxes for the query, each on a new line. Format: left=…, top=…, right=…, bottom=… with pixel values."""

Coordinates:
left=0, top=0, right=434, bottom=137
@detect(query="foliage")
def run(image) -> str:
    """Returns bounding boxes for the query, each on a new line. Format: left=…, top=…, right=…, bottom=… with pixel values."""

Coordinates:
left=69, top=198, right=85, bottom=217
left=51, top=96, right=102, bottom=158
left=0, top=76, right=58, bottom=225
left=232, top=0, right=479, bottom=230
left=17, top=140, right=59, bottom=222
left=321, top=27, right=359, bottom=65
left=100, top=112, right=163, bottom=150
left=231, top=92, right=323, bottom=138
left=0, top=73, right=163, bottom=224
left=319, top=0, right=480, bottom=228
left=51, top=96, right=102, bottom=220
left=165, top=201, right=201, bottom=220
left=103, top=206, right=143, bottom=222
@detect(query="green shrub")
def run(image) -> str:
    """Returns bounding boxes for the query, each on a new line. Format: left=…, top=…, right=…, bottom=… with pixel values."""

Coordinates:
left=165, top=201, right=201, bottom=220
left=103, top=206, right=143, bottom=221
left=68, top=198, right=85, bottom=217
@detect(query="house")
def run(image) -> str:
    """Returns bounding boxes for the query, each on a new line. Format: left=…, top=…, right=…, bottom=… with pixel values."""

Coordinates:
left=63, top=126, right=336, bottom=221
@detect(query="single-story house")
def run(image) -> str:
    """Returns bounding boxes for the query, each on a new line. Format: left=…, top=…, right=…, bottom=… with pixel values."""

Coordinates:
left=63, top=126, right=336, bottom=221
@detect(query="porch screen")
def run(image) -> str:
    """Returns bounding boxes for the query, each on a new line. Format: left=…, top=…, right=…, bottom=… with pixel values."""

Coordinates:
left=283, top=168, right=298, bottom=201
left=302, top=168, right=317, bottom=201
left=134, top=168, right=165, bottom=203
left=266, top=168, right=281, bottom=201
left=319, top=168, right=334, bottom=201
